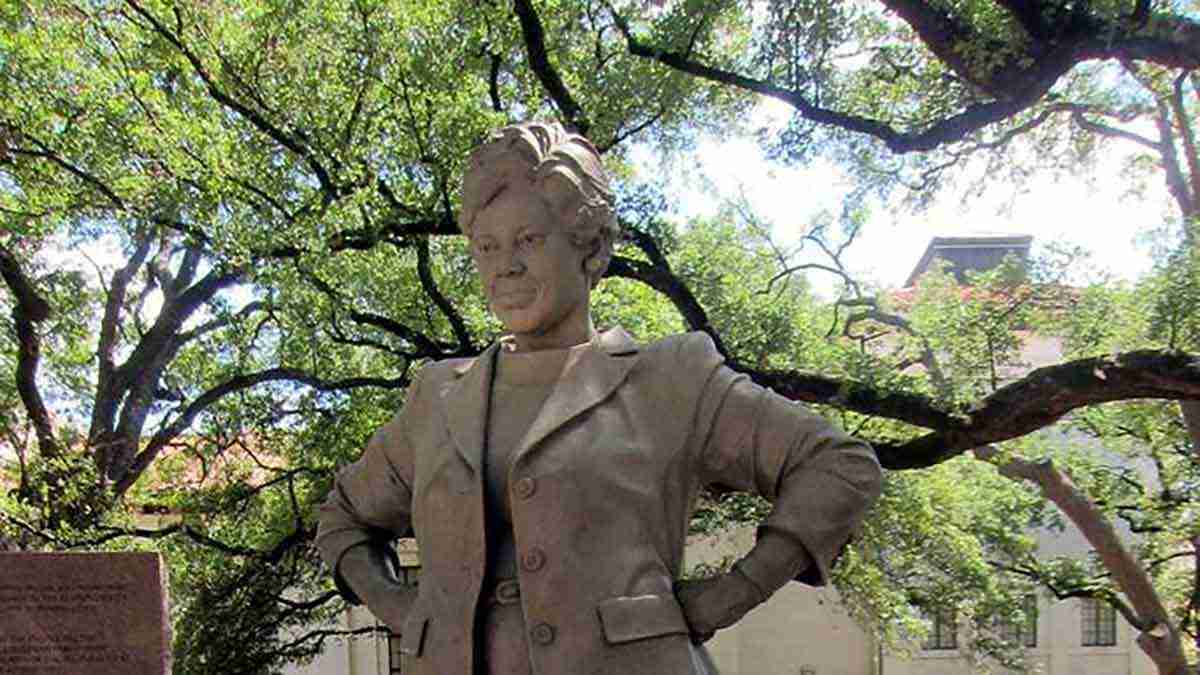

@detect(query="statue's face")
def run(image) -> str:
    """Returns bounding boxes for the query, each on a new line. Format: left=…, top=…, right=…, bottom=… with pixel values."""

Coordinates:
left=470, top=183, right=592, bottom=348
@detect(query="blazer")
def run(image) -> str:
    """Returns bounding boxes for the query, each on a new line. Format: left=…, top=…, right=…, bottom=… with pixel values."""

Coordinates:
left=316, top=327, right=882, bottom=675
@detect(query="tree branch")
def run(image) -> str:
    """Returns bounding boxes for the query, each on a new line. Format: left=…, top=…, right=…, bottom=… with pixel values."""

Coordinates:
left=878, top=0, right=996, bottom=89
left=113, top=268, right=243, bottom=390
left=608, top=225, right=729, bottom=356
left=74, top=523, right=263, bottom=558
left=12, top=137, right=126, bottom=209
left=513, top=0, right=590, bottom=135
left=275, top=625, right=391, bottom=655
left=975, top=445, right=1188, bottom=673
left=121, top=0, right=342, bottom=202
left=93, top=266, right=244, bottom=484
left=347, top=309, right=453, bottom=358
left=1070, top=109, right=1163, bottom=153
left=0, top=246, right=57, bottom=458
left=172, top=243, right=204, bottom=297
left=748, top=363, right=969, bottom=431
left=597, top=109, right=667, bottom=154
left=176, top=301, right=265, bottom=346
left=115, top=367, right=410, bottom=497
left=841, top=305, right=950, bottom=394
left=414, top=236, right=473, bottom=353
left=1170, top=71, right=1199, bottom=215
left=91, top=226, right=155, bottom=444
left=298, top=261, right=453, bottom=358
left=1181, top=401, right=1200, bottom=460
left=1146, top=549, right=1197, bottom=572
left=612, top=9, right=1058, bottom=154
left=887, top=0, right=1200, bottom=85
left=274, top=590, right=340, bottom=613
left=324, top=312, right=413, bottom=360
left=993, top=0, right=1051, bottom=40
left=488, top=50, right=504, bottom=113
left=1118, top=60, right=1199, bottom=218
left=1153, top=93, right=1196, bottom=217
left=1189, top=536, right=1200, bottom=641
left=609, top=1, right=1200, bottom=154
left=746, top=349, right=1200, bottom=469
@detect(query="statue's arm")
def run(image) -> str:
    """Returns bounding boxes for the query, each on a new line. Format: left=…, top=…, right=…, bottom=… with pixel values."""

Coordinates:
left=334, top=544, right=417, bottom=632
left=706, top=376, right=881, bottom=591
left=315, top=372, right=424, bottom=630
left=678, top=333, right=883, bottom=639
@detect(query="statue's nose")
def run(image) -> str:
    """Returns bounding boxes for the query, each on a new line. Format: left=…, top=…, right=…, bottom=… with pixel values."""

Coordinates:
left=500, top=249, right=527, bottom=276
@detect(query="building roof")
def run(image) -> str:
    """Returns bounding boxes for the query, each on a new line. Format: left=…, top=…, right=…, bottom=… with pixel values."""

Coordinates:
left=904, top=234, right=1034, bottom=287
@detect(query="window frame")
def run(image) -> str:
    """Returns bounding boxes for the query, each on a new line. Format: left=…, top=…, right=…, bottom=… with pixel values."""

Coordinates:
left=1080, top=597, right=1117, bottom=647
left=922, top=605, right=959, bottom=650
left=997, top=594, right=1038, bottom=648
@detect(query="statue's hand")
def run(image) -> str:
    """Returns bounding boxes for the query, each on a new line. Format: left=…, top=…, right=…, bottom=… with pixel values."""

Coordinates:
left=338, top=544, right=418, bottom=633
left=674, top=569, right=764, bottom=644
left=371, top=583, right=418, bottom=634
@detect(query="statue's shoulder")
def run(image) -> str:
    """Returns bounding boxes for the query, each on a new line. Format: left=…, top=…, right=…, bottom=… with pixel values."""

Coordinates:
left=639, top=331, right=722, bottom=368
left=406, top=357, right=471, bottom=396
left=420, top=356, right=471, bottom=378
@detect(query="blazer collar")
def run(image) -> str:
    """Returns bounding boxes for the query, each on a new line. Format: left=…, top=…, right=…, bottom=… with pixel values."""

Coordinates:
left=443, top=327, right=640, bottom=474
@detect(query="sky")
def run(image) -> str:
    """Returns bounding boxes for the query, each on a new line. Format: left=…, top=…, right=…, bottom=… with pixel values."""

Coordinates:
left=638, top=99, right=1172, bottom=297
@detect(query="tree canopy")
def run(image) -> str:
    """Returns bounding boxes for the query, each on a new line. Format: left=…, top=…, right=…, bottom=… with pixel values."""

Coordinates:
left=1, top=0, right=1198, bottom=673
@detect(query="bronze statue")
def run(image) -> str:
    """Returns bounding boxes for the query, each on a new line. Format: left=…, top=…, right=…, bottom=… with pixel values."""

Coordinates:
left=316, top=122, right=882, bottom=674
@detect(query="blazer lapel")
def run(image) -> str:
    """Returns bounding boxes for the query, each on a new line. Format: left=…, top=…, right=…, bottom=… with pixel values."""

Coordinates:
left=442, top=342, right=499, bottom=475
left=509, top=327, right=640, bottom=468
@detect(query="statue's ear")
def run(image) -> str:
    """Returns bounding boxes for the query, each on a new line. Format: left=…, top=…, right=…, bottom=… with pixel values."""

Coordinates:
left=583, top=237, right=612, bottom=288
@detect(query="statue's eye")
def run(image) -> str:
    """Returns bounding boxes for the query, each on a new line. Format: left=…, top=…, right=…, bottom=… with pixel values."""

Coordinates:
left=518, top=233, right=545, bottom=249
left=475, top=239, right=498, bottom=255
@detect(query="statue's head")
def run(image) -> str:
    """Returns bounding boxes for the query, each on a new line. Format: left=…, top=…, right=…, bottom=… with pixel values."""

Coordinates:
left=459, top=121, right=617, bottom=288
left=459, top=122, right=618, bottom=347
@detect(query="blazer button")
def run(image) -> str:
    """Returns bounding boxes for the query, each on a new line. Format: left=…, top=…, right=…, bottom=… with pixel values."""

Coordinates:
left=530, top=622, right=555, bottom=646
left=513, top=477, right=536, bottom=499
left=521, top=547, right=546, bottom=572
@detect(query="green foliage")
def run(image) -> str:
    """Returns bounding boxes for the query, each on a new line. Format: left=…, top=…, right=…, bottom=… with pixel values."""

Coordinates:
left=904, top=259, right=1034, bottom=402
left=670, top=214, right=823, bottom=366
left=837, top=455, right=1050, bottom=665
left=163, top=465, right=338, bottom=675
left=689, top=491, right=772, bottom=537
left=0, top=451, right=115, bottom=541
left=1148, top=246, right=1200, bottom=351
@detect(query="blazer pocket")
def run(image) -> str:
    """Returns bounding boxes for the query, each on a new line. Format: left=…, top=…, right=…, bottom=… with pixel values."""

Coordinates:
left=399, top=615, right=428, bottom=657
left=596, top=593, right=689, bottom=645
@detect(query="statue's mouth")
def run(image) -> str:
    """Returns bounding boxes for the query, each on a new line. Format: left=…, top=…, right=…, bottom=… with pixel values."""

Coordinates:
left=493, top=287, right=538, bottom=306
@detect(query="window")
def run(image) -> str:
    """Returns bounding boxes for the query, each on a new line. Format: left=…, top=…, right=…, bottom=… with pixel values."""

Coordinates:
left=923, top=606, right=958, bottom=650
left=1081, top=597, right=1117, bottom=646
left=998, top=594, right=1038, bottom=648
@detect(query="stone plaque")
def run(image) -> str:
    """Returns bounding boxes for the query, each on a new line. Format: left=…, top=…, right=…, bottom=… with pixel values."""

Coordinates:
left=0, top=552, right=171, bottom=674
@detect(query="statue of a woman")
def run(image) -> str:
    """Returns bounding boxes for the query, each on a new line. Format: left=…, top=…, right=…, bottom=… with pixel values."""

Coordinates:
left=316, top=121, right=882, bottom=674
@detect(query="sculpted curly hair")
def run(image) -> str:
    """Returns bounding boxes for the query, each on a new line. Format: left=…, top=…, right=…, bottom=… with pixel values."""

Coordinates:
left=459, top=121, right=618, bottom=287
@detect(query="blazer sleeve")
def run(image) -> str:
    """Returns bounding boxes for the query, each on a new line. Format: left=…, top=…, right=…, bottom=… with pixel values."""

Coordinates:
left=315, top=369, right=424, bottom=604
left=687, top=332, right=882, bottom=593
